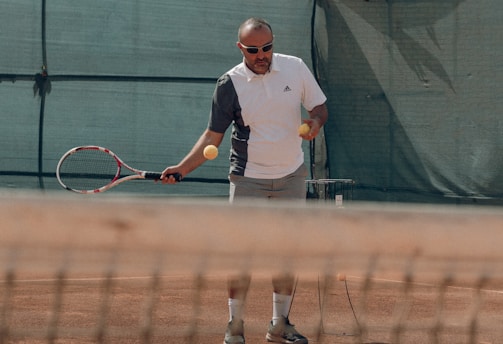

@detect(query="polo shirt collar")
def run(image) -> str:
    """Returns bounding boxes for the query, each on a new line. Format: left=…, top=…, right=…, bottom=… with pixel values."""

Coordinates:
left=242, top=53, right=280, bottom=81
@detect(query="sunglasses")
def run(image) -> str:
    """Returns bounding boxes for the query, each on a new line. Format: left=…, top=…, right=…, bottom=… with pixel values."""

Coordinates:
left=239, top=41, right=273, bottom=54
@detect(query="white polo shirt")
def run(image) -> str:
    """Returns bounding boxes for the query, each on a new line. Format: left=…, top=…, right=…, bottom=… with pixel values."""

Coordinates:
left=209, top=53, right=327, bottom=179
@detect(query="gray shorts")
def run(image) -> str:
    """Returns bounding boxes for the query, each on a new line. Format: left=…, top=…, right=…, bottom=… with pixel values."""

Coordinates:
left=228, top=164, right=308, bottom=203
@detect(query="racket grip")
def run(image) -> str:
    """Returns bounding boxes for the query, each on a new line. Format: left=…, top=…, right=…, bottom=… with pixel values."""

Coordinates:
left=144, top=172, right=182, bottom=182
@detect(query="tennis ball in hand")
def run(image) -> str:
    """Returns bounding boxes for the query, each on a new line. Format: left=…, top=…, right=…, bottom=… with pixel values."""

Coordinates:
left=203, top=145, right=218, bottom=160
left=298, top=123, right=311, bottom=136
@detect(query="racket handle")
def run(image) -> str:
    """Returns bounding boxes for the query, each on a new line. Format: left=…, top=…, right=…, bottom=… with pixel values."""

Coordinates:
left=144, top=172, right=182, bottom=182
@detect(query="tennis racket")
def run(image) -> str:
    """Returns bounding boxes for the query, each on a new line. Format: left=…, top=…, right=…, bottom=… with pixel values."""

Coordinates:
left=56, top=146, right=181, bottom=194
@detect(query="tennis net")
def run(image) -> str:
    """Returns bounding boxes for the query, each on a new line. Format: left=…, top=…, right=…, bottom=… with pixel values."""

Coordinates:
left=1, top=192, right=503, bottom=343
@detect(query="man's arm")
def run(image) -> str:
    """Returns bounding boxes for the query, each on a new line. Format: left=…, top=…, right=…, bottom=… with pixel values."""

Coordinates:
left=161, top=128, right=225, bottom=183
left=301, top=103, right=328, bottom=140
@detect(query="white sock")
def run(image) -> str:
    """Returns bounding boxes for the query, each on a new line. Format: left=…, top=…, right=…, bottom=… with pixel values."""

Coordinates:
left=228, top=298, right=244, bottom=322
left=272, top=292, right=292, bottom=325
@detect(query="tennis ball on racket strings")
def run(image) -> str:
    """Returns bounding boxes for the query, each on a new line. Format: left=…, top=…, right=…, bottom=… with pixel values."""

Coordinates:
left=298, top=123, right=311, bottom=136
left=203, top=145, right=218, bottom=160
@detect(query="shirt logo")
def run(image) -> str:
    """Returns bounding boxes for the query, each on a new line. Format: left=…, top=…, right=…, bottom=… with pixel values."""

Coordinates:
left=283, top=86, right=291, bottom=92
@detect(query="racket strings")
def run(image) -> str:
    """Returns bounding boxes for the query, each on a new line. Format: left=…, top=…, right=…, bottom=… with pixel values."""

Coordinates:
left=58, top=149, right=120, bottom=191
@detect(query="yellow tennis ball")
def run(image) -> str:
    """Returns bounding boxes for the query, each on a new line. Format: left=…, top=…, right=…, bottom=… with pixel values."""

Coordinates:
left=203, top=145, right=218, bottom=160
left=298, top=123, right=311, bottom=136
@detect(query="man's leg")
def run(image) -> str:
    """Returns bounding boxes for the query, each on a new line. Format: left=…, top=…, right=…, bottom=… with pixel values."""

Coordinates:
left=228, top=275, right=251, bottom=321
left=224, top=275, right=251, bottom=344
left=271, top=274, right=296, bottom=324
left=266, top=275, right=308, bottom=343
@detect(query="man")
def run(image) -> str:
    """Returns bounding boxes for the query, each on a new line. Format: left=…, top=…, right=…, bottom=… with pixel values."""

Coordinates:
left=161, top=17, right=328, bottom=344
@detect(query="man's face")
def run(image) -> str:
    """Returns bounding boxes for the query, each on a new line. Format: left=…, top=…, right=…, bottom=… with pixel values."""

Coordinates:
left=237, top=25, right=274, bottom=75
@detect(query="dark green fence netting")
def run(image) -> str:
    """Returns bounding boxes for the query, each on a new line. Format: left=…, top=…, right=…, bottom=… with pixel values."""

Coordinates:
left=314, top=0, right=502, bottom=204
left=1, top=0, right=502, bottom=204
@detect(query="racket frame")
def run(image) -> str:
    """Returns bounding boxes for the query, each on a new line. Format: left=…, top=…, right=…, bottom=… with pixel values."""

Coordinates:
left=56, top=145, right=176, bottom=194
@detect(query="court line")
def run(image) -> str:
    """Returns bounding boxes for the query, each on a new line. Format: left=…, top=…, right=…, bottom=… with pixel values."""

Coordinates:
left=349, top=275, right=503, bottom=295
left=0, top=275, right=180, bottom=284
left=6, top=274, right=503, bottom=296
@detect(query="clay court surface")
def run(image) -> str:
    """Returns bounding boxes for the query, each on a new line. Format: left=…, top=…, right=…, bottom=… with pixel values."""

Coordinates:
left=2, top=193, right=503, bottom=343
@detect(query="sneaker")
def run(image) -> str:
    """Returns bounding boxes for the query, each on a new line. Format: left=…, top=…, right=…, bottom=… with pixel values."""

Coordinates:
left=266, top=316, right=308, bottom=344
left=223, top=317, right=245, bottom=344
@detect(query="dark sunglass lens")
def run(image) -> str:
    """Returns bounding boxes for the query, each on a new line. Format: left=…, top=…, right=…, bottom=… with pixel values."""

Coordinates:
left=262, top=44, right=273, bottom=52
left=246, top=47, right=259, bottom=54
